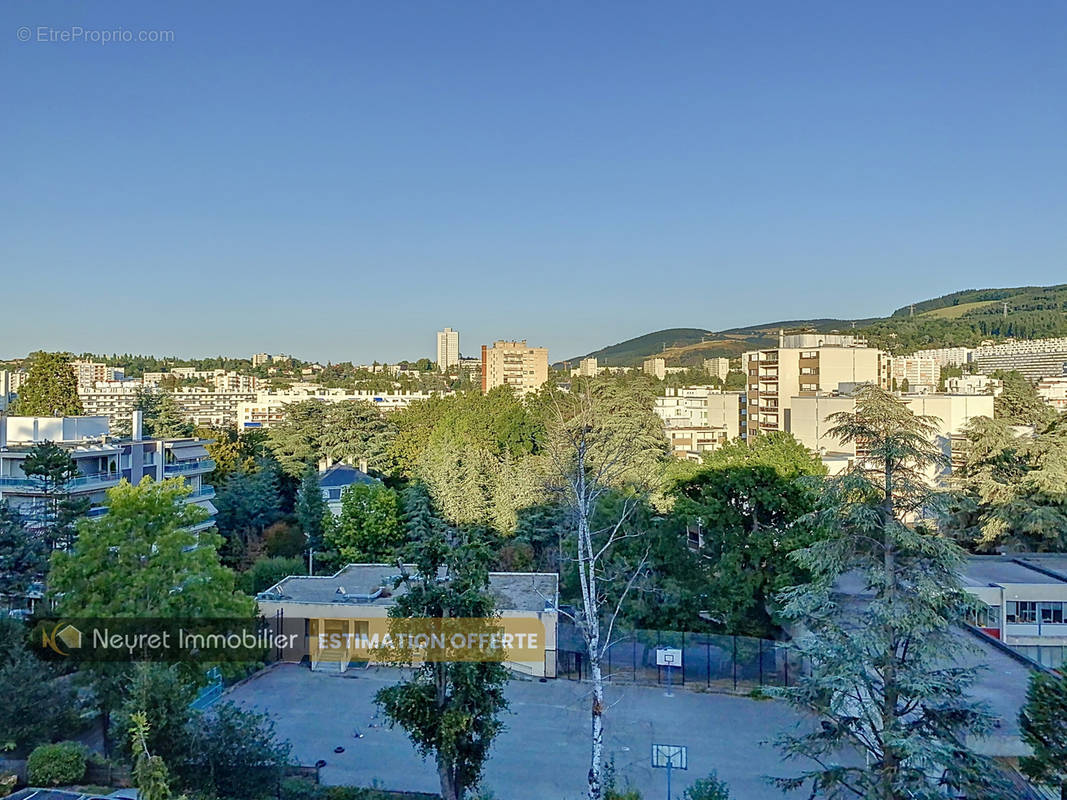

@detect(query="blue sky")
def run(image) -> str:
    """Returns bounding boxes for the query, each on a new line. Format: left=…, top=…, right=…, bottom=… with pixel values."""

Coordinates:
left=2, top=1, right=1065, bottom=364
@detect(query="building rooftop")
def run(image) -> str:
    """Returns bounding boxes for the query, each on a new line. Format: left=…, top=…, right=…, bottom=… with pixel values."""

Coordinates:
left=265, top=563, right=559, bottom=613
left=961, top=556, right=1067, bottom=588
left=318, top=464, right=380, bottom=489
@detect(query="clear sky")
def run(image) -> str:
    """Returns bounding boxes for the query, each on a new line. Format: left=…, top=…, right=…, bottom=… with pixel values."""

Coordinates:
left=2, top=1, right=1064, bottom=364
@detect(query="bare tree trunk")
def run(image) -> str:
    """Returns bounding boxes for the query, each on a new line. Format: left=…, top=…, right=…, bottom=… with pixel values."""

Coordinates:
left=588, top=654, right=605, bottom=800
left=437, top=758, right=460, bottom=800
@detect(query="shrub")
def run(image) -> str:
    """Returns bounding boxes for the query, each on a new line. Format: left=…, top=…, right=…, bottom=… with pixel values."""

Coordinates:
left=264, top=521, right=307, bottom=559
left=684, top=770, right=731, bottom=800
left=280, top=777, right=322, bottom=800
left=238, top=556, right=305, bottom=595
left=26, top=741, right=87, bottom=786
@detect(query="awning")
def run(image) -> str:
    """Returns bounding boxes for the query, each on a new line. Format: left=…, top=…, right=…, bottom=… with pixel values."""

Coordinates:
left=169, top=444, right=209, bottom=459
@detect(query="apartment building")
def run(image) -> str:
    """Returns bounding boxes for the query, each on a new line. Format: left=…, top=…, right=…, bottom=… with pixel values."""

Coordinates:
left=71, top=360, right=124, bottom=388
left=481, top=340, right=549, bottom=396
left=1036, top=375, right=1067, bottom=413
left=908, top=346, right=974, bottom=367
left=143, top=369, right=258, bottom=392
left=945, top=374, right=1003, bottom=395
left=236, top=389, right=448, bottom=431
left=252, top=353, right=272, bottom=367
left=654, top=388, right=743, bottom=460
left=789, top=391, right=994, bottom=479
left=578, top=357, right=599, bottom=378
left=973, top=337, right=1067, bottom=380
left=79, top=383, right=258, bottom=429
left=744, top=332, right=889, bottom=438
left=436, top=328, right=460, bottom=372
left=889, top=356, right=940, bottom=392
left=703, top=357, right=730, bottom=381
left=0, top=370, right=28, bottom=411
left=642, top=357, right=666, bottom=380
left=0, top=413, right=217, bottom=534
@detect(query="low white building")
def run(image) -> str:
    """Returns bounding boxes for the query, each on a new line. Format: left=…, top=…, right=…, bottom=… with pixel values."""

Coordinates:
left=237, top=389, right=451, bottom=432
left=962, top=555, right=1067, bottom=669
left=945, top=374, right=1002, bottom=395
left=789, top=391, right=995, bottom=482
left=654, top=388, right=742, bottom=459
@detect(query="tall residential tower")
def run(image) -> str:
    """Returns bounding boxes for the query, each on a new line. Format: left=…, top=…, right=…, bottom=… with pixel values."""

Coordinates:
left=436, top=328, right=460, bottom=372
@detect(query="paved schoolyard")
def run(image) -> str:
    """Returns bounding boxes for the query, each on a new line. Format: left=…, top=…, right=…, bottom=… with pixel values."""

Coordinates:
left=225, top=663, right=811, bottom=799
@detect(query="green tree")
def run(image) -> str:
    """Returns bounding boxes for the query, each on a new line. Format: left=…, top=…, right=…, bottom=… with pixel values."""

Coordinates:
left=949, top=416, right=1067, bottom=551
left=129, top=712, right=188, bottom=800
left=321, top=401, right=396, bottom=471
left=327, top=483, right=403, bottom=563
left=20, top=440, right=91, bottom=550
left=684, top=771, right=732, bottom=800
left=236, top=556, right=305, bottom=595
left=775, top=386, right=1008, bottom=799
left=671, top=464, right=820, bottom=636
left=992, top=369, right=1059, bottom=428
left=540, top=381, right=667, bottom=800
left=138, top=390, right=195, bottom=439
left=0, top=502, right=46, bottom=596
left=214, top=464, right=284, bottom=560
left=1020, top=670, right=1067, bottom=800
left=49, top=479, right=253, bottom=753
left=295, top=465, right=329, bottom=551
left=701, top=431, right=826, bottom=479
left=267, top=400, right=329, bottom=477
left=113, top=664, right=196, bottom=769
left=0, top=617, right=77, bottom=752
left=10, top=352, right=83, bottom=416
left=178, top=702, right=291, bottom=800
left=375, top=528, right=509, bottom=800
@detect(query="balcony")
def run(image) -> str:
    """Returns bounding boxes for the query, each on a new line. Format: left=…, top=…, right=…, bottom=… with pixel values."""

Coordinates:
left=0, top=472, right=121, bottom=493
left=185, top=486, right=217, bottom=501
left=164, top=459, right=216, bottom=476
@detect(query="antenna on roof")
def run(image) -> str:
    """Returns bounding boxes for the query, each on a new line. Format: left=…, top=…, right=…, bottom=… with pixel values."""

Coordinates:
left=1002, top=301, right=1010, bottom=318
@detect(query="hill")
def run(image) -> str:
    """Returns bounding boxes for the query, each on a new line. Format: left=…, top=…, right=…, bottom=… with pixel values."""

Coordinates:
left=561, top=284, right=1067, bottom=367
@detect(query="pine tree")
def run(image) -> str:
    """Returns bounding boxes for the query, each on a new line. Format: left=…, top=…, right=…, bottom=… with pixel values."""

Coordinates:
left=0, top=502, right=46, bottom=596
left=776, top=386, right=1010, bottom=799
left=1020, top=670, right=1067, bottom=800
left=10, top=352, right=83, bottom=416
left=295, top=465, right=328, bottom=551
left=20, top=441, right=90, bottom=550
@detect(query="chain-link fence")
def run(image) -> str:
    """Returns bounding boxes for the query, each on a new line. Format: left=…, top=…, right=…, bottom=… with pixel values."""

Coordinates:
left=556, top=623, right=804, bottom=693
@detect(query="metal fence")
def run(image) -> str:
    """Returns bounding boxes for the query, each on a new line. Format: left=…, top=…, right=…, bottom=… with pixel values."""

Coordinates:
left=556, top=623, right=804, bottom=693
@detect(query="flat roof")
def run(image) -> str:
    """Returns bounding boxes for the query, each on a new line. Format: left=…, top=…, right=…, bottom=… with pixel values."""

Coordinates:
left=1015, top=554, right=1067, bottom=582
left=961, top=556, right=1067, bottom=587
left=266, top=564, right=558, bottom=613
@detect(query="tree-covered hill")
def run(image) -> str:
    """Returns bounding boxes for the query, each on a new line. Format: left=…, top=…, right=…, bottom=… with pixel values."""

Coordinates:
left=563, top=283, right=1067, bottom=366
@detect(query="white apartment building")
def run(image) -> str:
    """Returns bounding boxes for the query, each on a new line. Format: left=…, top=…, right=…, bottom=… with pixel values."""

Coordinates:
left=642, top=357, right=666, bottom=380
left=252, top=353, right=272, bottom=367
left=481, top=340, right=549, bottom=396
left=0, top=413, right=217, bottom=535
left=1036, top=375, right=1067, bottom=413
left=703, top=357, right=730, bottom=381
left=436, top=328, right=460, bottom=372
left=945, top=374, right=1003, bottom=395
left=143, top=369, right=258, bottom=392
left=654, top=388, right=743, bottom=460
left=578, top=358, right=599, bottom=378
left=889, top=356, right=940, bottom=392
left=71, top=361, right=124, bottom=388
left=79, top=383, right=258, bottom=429
left=237, top=389, right=450, bottom=431
left=789, top=391, right=994, bottom=480
left=0, top=370, right=28, bottom=411
left=974, top=337, right=1067, bottom=381
left=745, top=332, right=890, bottom=438
left=908, top=346, right=974, bottom=367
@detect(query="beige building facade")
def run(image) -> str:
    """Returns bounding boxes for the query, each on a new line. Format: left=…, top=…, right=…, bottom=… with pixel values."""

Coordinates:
left=481, top=340, right=549, bottom=395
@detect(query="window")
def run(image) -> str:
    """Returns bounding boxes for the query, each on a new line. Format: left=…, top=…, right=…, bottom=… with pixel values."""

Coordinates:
left=1006, top=601, right=1038, bottom=623
left=969, top=604, right=1000, bottom=628
left=1040, top=602, right=1064, bottom=624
